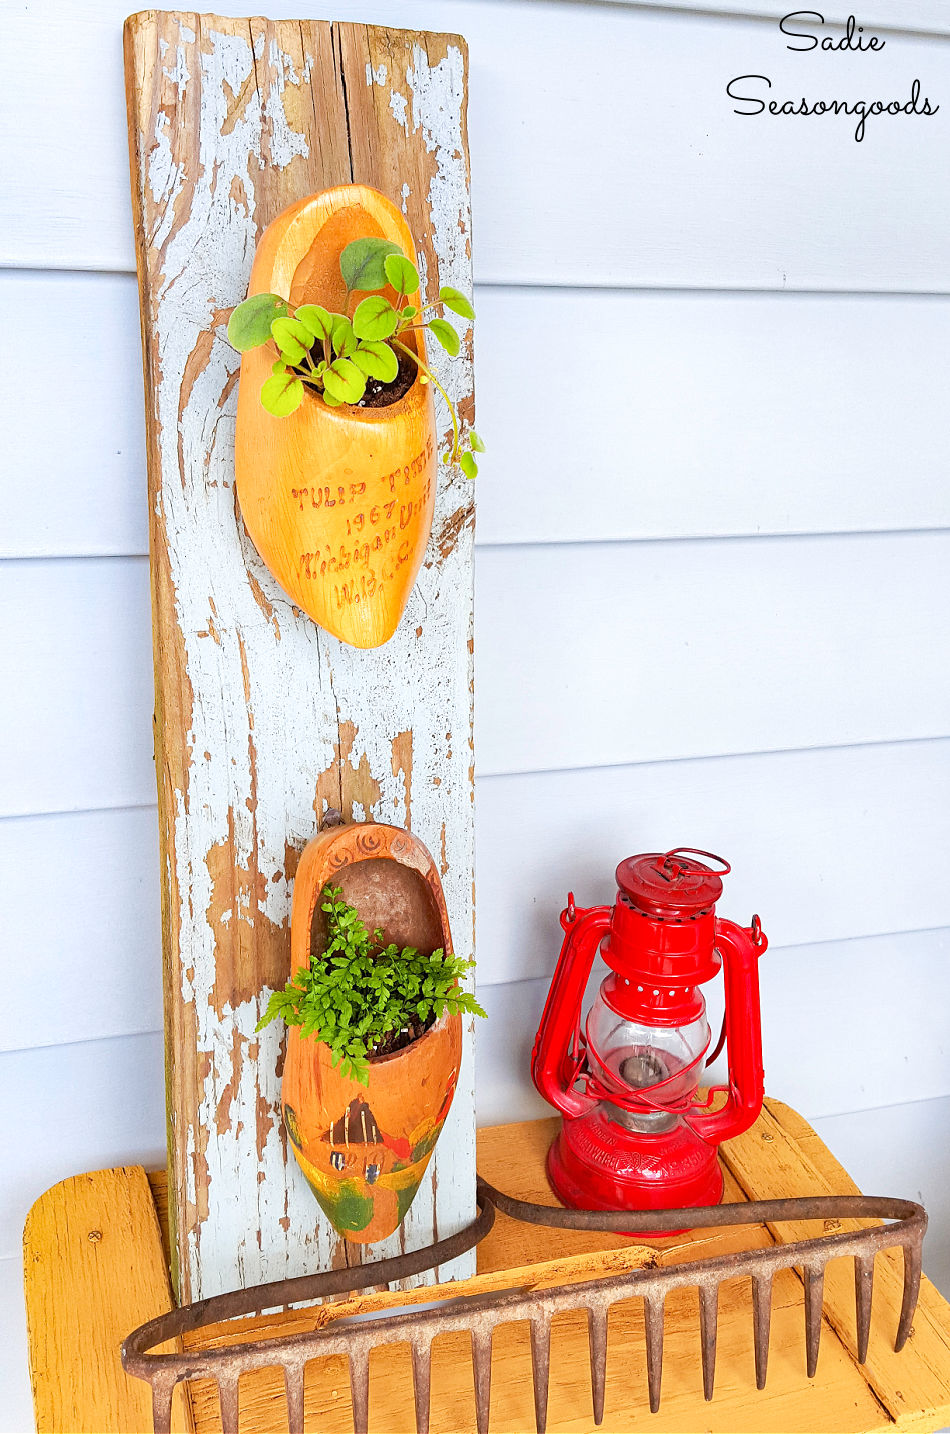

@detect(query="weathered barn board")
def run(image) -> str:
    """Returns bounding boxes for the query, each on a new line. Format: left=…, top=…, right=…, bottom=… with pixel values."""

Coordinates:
left=124, top=12, right=476, bottom=1302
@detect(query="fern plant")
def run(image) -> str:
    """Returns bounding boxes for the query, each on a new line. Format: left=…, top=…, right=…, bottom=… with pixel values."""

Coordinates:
left=228, top=237, right=484, bottom=479
left=257, top=885, right=485, bottom=1084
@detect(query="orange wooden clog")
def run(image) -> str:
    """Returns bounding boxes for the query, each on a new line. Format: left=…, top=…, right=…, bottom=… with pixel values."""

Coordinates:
left=235, top=185, right=438, bottom=648
left=281, top=822, right=462, bottom=1242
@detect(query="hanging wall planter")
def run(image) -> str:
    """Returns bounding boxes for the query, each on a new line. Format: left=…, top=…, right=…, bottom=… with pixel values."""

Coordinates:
left=262, top=821, right=483, bottom=1243
left=230, top=183, right=482, bottom=648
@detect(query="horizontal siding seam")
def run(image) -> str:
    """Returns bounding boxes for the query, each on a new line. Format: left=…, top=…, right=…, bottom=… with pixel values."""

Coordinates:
left=0, top=802, right=157, bottom=825
left=811, top=1088, right=950, bottom=1123
left=474, top=922, right=950, bottom=990
left=2, top=734, right=948, bottom=823
left=605, top=0, right=950, bottom=41
left=3, top=261, right=950, bottom=298
left=608, top=0, right=950, bottom=42
left=4, top=528, right=950, bottom=566
left=473, top=731, right=950, bottom=784
left=475, top=527, right=950, bottom=554
left=0, top=1028, right=162, bottom=1063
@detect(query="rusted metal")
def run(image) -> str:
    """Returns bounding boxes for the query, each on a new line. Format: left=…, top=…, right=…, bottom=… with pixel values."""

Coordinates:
left=123, top=1179, right=927, bottom=1434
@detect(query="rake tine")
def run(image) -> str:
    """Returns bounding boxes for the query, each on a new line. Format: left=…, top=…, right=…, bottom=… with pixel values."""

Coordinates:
left=752, top=1272, right=773, bottom=1390
left=587, top=1303, right=608, bottom=1427
left=854, top=1254, right=874, bottom=1363
left=283, top=1360, right=306, bottom=1434
left=529, top=1313, right=552, bottom=1434
left=349, top=1346, right=370, bottom=1434
left=471, top=1325, right=493, bottom=1434
left=803, top=1264, right=825, bottom=1379
left=151, top=1378, right=175, bottom=1434
left=217, top=1372, right=240, bottom=1434
left=897, top=1240, right=922, bottom=1351
left=410, top=1336, right=432, bottom=1434
left=643, top=1294, right=664, bottom=1415
left=698, top=1282, right=719, bottom=1402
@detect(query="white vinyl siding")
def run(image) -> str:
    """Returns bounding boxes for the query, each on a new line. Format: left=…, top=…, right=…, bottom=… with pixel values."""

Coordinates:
left=1, top=1, right=947, bottom=1426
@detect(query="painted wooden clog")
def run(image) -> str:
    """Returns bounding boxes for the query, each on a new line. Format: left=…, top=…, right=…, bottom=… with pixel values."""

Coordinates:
left=235, top=185, right=438, bottom=648
left=281, top=822, right=462, bottom=1242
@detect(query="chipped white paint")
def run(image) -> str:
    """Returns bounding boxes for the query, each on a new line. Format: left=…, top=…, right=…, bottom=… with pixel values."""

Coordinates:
left=132, top=17, right=476, bottom=1301
left=366, top=61, right=387, bottom=86
left=261, top=36, right=311, bottom=168
left=389, top=88, right=409, bottom=134
left=404, top=44, right=474, bottom=450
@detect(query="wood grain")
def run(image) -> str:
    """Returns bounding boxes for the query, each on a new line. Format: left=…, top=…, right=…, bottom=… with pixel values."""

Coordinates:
left=723, top=1099, right=950, bottom=1429
left=23, top=1166, right=190, bottom=1434
left=124, top=12, right=476, bottom=1302
left=26, top=1111, right=950, bottom=1433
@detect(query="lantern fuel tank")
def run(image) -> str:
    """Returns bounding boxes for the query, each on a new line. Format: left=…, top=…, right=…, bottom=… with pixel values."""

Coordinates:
left=531, top=849, right=767, bottom=1217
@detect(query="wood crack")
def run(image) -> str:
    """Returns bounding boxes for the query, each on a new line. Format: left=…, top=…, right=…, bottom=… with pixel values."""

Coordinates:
left=333, top=23, right=356, bottom=183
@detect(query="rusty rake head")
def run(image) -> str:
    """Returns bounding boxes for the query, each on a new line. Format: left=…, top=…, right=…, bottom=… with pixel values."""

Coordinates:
left=123, top=1178, right=926, bottom=1434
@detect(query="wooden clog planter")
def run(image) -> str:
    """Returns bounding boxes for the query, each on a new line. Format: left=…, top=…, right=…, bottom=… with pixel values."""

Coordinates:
left=282, top=823, right=462, bottom=1243
left=235, top=185, right=438, bottom=648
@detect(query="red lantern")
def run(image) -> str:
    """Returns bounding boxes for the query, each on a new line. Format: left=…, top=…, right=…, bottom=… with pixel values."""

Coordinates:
left=531, top=849, right=767, bottom=1218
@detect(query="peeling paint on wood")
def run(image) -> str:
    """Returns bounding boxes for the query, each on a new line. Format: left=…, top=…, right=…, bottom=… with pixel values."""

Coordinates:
left=124, top=12, right=476, bottom=1302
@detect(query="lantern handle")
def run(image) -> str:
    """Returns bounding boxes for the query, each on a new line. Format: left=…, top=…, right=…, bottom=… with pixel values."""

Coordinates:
left=688, top=916, right=766, bottom=1145
left=705, top=915, right=764, bottom=1069
left=531, top=900, right=611, bottom=1120
left=658, top=847, right=731, bottom=878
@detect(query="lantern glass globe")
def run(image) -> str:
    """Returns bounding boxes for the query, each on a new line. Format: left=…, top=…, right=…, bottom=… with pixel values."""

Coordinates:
left=585, top=988, right=710, bottom=1134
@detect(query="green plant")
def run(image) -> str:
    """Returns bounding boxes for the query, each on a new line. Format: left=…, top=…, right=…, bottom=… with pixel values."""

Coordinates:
left=257, top=885, right=486, bottom=1084
left=228, top=238, right=484, bottom=479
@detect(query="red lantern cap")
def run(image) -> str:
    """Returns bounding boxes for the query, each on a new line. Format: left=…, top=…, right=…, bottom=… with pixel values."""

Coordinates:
left=616, top=848, right=730, bottom=918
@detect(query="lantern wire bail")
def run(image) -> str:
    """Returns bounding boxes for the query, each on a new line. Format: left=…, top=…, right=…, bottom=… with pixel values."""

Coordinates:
left=659, top=847, right=732, bottom=877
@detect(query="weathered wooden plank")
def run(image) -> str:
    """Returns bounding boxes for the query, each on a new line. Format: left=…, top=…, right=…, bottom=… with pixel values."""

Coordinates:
left=23, top=1166, right=191, bottom=1434
left=124, top=12, right=476, bottom=1301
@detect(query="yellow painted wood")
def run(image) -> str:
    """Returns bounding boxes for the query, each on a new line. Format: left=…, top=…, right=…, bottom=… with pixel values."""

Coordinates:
left=23, top=1166, right=191, bottom=1434
left=25, top=1110, right=950, bottom=1433
left=721, top=1098, right=950, bottom=1431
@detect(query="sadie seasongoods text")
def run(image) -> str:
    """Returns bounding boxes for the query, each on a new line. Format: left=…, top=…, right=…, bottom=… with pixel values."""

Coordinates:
left=727, top=12, right=939, bottom=142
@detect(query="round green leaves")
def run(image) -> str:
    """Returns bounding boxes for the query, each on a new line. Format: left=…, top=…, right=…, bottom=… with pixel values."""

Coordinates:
left=323, top=358, right=366, bottom=405
left=438, top=285, right=475, bottom=321
left=226, top=235, right=482, bottom=479
left=352, top=341, right=399, bottom=383
left=260, top=370, right=305, bottom=416
left=227, top=293, right=288, bottom=351
left=383, top=252, right=420, bottom=296
left=339, top=236, right=403, bottom=293
left=353, top=295, right=399, bottom=341
left=427, top=318, right=460, bottom=356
